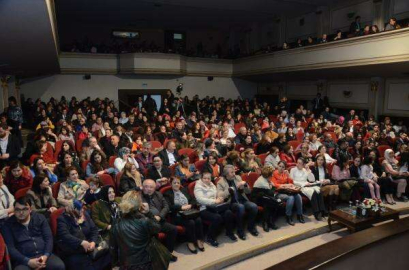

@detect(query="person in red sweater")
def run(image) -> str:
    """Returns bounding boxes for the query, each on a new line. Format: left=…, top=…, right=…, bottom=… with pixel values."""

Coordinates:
left=280, top=145, right=297, bottom=168
left=4, top=161, right=33, bottom=195
left=272, top=161, right=303, bottom=225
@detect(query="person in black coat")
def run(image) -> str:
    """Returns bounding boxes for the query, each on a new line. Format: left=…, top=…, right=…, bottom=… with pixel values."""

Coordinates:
left=0, top=125, right=21, bottom=169
left=147, top=155, right=171, bottom=189
left=164, top=177, right=204, bottom=254
left=141, top=180, right=178, bottom=261
left=56, top=200, right=110, bottom=270
left=158, top=140, right=179, bottom=166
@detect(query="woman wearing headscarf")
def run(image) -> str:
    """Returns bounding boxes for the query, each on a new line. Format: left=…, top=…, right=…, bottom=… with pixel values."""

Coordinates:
left=57, top=200, right=111, bottom=270
left=91, top=185, right=121, bottom=240
left=382, top=149, right=409, bottom=201
left=114, top=147, right=139, bottom=173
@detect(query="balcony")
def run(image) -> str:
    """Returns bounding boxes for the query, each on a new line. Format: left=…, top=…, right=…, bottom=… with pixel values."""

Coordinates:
left=59, top=28, right=409, bottom=79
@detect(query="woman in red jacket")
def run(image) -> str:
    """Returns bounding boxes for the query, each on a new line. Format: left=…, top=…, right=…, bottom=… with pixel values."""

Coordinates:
left=279, top=145, right=296, bottom=168
left=272, top=161, right=303, bottom=226
left=4, top=160, right=33, bottom=195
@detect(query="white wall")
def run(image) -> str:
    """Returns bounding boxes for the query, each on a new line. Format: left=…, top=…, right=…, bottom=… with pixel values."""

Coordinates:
left=393, top=0, right=409, bottom=19
left=330, top=0, right=374, bottom=32
left=19, top=74, right=257, bottom=102
left=286, top=12, right=318, bottom=41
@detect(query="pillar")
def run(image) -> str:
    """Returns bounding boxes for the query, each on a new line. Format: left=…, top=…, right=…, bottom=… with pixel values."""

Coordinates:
left=15, top=77, right=21, bottom=106
left=373, top=0, right=385, bottom=30
left=1, top=76, right=10, bottom=112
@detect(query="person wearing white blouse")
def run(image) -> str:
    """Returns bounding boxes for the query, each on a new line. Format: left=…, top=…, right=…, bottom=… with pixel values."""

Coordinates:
left=290, top=158, right=327, bottom=221
left=360, top=156, right=382, bottom=201
left=0, top=173, right=14, bottom=228
left=114, top=147, right=139, bottom=173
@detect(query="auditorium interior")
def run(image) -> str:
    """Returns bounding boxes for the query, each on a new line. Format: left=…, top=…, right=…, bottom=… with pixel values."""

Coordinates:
left=1, top=0, right=409, bottom=269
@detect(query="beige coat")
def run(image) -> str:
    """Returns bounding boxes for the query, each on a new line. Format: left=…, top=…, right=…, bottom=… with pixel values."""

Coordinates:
left=217, top=176, right=251, bottom=203
left=57, top=179, right=89, bottom=207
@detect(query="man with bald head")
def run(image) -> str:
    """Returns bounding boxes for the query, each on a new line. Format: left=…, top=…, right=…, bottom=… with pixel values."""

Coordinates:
left=142, top=179, right=178, bottom=262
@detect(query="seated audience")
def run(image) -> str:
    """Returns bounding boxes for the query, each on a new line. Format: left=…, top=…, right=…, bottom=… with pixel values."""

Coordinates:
left=242, top=148, right=262, bottom=173
left=280, top=145, right=296, bottom=168
left=332, top=157, right=359, bottom=201
left=251, top=166, right=279, bottom=232
left=175, top=154, right=200, bottom=185
left=91, top=185, right=121, bottom=240
left=26, top=174, right=58, bottom=217
left=264, top=146, right=280, bottom=170
left=0, top=173, right=14, bottom=227
left=57, top=167, right=89, bottom=207
left=119, top=162, right=143, bottom=195
left=141, top=179, right=178, bottom=261
left=217, top=165, right=259, bottom=240
left=158, top=140, right=179, bottom=166
left=135, top=142, right=154, bottom=171
left=272, top=161, right=303, bottom=226
left=57, top=200, right=110, bottom=270
left=30, top=157, right=58, bottom=184
left=54, top=152, right=84, bottom=181
left=4, top=160, right=33, bottom=195
left=114, top=147, right=139, bottom=173
left=86, top=150, right=115, bottom=178
left=147, top=155, right=171, bottom=189
left=201, top=152, right=222, bottom=179
left=383, top=149, right=408, bottom=202
left=164, top=177, right=204, bottom=253
left=2, top=196, right=65, bottom=270
left=360, top=156, right=382, bottom=200
left=83, top=176, right=104, bottom=205
left=290, top=158, right=326, bottom=221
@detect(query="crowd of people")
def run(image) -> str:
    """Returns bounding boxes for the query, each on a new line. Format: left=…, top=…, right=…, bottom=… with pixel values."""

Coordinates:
left=63, top=16, right=408, bottom=59
left=0, top=90, right=408, bottom=270
left=276, top=17, right=406, bottom=52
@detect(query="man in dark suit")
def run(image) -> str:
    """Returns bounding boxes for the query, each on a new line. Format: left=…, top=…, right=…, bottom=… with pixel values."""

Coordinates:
left=147, top=155, right=171, bottom=189
left=0, top=124, right=21, bottom=169
left=142, top=179, right=177, bottom=262
left=349, top=16, right=361, bottom=35
left=312, top=93, right=324, bottom=116
left=158, top=140, right=179, bottom=166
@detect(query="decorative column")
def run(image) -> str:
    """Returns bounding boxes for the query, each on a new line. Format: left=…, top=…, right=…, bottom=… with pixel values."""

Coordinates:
left=370, top=78, right=384, bottom=119
left=1, top=76, right=11, bottom=111
left=373, top=0, right=385, bottom=31
left=14, top=77, right=21, bottom=106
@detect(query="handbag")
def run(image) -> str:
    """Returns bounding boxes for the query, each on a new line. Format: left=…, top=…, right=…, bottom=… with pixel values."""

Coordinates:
left=207, top=202, right=230, bottom=214
left=147, top=236, right=171, bottom=270
left=90, top=236, right=109, bottom=261
left=278, top=186, right=301, bottom=195
left=179, top=209, right=200, bottom=220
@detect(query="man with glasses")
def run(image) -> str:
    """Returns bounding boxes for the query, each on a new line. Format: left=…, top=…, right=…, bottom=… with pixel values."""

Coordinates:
left=1, top=196, right=65, bottom=269
left=147, top=155, right=171, bottom=189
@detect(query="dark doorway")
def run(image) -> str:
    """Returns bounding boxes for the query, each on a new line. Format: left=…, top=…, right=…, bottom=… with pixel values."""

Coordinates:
left=118, top=89, right=169, bottom=112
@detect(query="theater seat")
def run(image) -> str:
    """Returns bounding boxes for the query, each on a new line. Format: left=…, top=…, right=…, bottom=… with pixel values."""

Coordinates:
left=108, top=156, right=117, bottom=167
left=241, top=172, right=260, bottom=189
left=194, top=160, right=206, bottom=172
left=188, top=181, right=196, bottom=197
left=49, top=208, right=65, bottom=236
left=52, top=182, right=61, bottom=199
left=178, top=148, right=194, bottom=157
left=377, top=145, right=391, bottom=158
left=14, top=187, right=31, bottom=200
left=257, top=153, right=268, bottom=165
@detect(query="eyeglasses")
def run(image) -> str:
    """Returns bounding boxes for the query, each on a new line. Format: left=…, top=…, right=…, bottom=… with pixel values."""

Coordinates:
left=15, top=207, right=29, bottom=213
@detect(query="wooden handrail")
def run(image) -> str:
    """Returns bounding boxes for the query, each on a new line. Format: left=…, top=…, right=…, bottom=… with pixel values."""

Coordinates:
left=266, top=217, right=409, bottom=270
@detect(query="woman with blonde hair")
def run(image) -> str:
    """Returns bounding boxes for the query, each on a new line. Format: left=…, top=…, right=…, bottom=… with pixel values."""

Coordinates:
left=383, top=149, right=408, bottom=201
left=242, top=148, right=262, bottom=173
left=119, top=162, right=144, bottom=196
left=110, top=191, right=167, bottom=270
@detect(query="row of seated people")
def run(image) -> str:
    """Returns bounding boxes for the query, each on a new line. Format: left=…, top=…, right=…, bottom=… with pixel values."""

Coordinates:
left=1, top=142, right=408, bottom=268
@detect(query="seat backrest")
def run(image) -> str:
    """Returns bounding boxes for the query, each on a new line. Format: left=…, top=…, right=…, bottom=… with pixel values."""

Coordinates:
left=257, top=153, right=268, bottom=165
left=14, top=187, right=31, bottom=200
left=159, top=185, right=172, bottom=194
left=150, top=140, right=162, bottom=150
left=194, top=160, right=206, bottom=172
left=115, top=172, right=123, bottom=190
left=51, top=182, right=61, bottom=199
left=99, top=174, right=116, bottom=189
left=169, top=163, right=178, bottom=176
left=188, top=181, right=196, bottom=197
left=81, top=160, right=90, bottom=172
left=53, top=140, right=64, bottom=161
left=178, top=148, right=194, bottom=157
left=234, top=123, right=246, bottom=134
left=76, top=139, right=85, bottom=153
left=49, top=208, right=65, bottom=236
left=109, top=156, right=117, bottom=167
left=377, top=145, right=391, bottom=158
left=241, top=172, right=260, bottom=189
left=288, top=140, right=301, bottom=150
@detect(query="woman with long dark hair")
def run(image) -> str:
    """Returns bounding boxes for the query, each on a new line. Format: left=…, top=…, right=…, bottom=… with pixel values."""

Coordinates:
left=26, top=174, right=58, bottom=216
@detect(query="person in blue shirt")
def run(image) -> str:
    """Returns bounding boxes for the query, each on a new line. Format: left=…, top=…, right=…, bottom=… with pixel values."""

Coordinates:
left=30, top=157, right=58, bottom=184
left=1, top=196, right=65, bottom=269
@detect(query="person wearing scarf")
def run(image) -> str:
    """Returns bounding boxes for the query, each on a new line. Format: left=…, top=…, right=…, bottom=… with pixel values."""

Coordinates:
left=382, top=149, right=409, bottom=202
left=91, top=185, right=121, bottom=240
